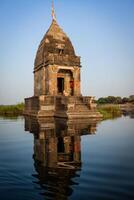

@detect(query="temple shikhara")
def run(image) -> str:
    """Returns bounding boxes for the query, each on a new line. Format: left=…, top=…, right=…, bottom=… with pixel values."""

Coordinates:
left=24, top=2, right=101, bottom=119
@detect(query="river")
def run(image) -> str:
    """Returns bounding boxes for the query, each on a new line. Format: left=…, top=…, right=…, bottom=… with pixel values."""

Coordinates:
left=0, top=115, right=134, bottom=200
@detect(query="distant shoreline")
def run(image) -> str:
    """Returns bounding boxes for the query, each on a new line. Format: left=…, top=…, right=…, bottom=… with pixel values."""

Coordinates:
left=0, top=103, right=24, bottom=116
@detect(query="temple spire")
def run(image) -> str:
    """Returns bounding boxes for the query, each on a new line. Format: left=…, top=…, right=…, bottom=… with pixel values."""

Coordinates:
left=52, top=0, right=56, bottom=21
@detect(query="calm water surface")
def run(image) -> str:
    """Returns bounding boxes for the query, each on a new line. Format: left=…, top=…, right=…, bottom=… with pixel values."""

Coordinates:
left=0, top=116, right=134, bottom=200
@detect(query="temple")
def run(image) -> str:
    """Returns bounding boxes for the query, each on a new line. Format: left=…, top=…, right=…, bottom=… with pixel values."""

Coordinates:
left=24, top=2, right=102, bottom=119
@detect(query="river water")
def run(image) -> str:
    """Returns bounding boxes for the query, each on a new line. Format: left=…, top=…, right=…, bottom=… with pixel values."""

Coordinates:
left=0, top=115, right=134, bottom=200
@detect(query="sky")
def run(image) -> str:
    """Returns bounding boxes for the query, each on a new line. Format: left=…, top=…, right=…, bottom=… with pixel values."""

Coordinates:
left=0, top=0, right=134, bottom=105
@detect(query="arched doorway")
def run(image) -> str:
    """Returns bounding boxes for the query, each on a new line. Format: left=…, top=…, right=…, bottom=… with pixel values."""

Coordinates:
left=57, top=69, right=74, bottom=96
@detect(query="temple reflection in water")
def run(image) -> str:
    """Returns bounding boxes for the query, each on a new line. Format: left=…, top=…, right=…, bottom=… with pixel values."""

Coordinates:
left=25, top=117, right=99, bottom=199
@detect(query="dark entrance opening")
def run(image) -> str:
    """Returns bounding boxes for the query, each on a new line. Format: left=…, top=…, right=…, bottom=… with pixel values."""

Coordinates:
left=57, top=78, right=64, bottom=94
left=58, top=137, right=65, bottom=153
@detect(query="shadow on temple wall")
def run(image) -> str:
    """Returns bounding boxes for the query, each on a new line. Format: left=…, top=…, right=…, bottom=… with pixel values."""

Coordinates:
left=24, top=117, right=100, bottom=199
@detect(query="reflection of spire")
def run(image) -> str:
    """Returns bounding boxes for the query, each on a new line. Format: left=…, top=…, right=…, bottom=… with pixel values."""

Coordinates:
left=52, top=0, right=56, bottom=21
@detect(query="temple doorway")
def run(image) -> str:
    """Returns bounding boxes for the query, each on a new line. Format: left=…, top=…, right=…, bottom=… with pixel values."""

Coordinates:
left=57, top=78, right=64, bottom=94
left=57, top=69, right=74, bottom=96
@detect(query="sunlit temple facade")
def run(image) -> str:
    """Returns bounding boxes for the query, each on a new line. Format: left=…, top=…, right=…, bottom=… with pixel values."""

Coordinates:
left=24, top=2, right=102, bottom=119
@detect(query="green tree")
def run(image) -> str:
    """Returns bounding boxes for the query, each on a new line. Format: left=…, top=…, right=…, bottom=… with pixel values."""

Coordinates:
left=129, top=95, right=134, bottom=102
left=122, top=97, right=129, bottom=103
left=115, top=97, right=122, bottom=104
left=97, top=97, right=108, bottom=104
left=107, top=96, right=116, bottom=104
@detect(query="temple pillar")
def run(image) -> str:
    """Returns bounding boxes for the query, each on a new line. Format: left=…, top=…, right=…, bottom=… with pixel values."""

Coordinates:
left=73, top=67, right=81, bottom=96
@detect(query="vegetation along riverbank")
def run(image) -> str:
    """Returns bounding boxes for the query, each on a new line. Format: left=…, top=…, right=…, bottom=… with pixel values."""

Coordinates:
left=97, top=104, right=122, bottom=120
left=96, top=95, right=134, bottom=120
left=0, top=103, right=24, bottom=116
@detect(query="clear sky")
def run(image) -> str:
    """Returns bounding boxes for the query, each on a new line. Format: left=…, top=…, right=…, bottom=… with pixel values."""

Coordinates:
left=0, top=0, right=134, bottom=104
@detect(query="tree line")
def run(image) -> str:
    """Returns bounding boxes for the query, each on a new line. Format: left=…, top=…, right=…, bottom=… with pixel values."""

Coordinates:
left=97, top=95, right=134, bottom=104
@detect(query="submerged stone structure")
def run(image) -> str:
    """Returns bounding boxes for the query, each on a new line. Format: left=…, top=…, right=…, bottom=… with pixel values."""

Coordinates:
left=24, top=3, right=102, bottom=119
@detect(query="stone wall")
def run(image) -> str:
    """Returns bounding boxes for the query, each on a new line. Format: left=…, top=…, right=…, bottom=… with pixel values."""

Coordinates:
left=34, top=64, right=81, bottom=97
left=24, top=95, right=101, bottom=119
left=34, top=68, right=46, bottom=96
left=25, top=96, right=39, bottom=115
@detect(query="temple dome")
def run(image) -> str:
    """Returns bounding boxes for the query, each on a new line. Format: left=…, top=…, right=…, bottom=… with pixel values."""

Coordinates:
left=34, top=20, right=77, bottom=69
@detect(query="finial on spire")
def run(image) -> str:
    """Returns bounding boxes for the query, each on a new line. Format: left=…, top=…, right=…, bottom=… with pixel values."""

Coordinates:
left=52, top=0, right=56, bottom=21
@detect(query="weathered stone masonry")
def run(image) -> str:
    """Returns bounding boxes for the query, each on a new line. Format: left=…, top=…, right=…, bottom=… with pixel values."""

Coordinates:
left=24, top=18, right=102, bottom=119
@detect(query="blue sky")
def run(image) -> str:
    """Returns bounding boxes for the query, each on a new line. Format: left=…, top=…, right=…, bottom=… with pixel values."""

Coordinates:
left=0, top=0, right=134, bottom=104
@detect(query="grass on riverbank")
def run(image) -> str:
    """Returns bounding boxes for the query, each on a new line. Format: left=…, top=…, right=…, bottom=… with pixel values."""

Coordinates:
left=0, top=103, right=24, bottom=116
left=97, top=104, right=122, bottom=120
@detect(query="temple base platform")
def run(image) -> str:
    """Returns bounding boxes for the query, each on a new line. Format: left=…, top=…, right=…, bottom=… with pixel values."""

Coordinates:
left=24, top=95, right=102, bottom=119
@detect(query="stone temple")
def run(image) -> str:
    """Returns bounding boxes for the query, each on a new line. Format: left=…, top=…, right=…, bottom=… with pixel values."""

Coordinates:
left=24, top=4, right=102, bottom=119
